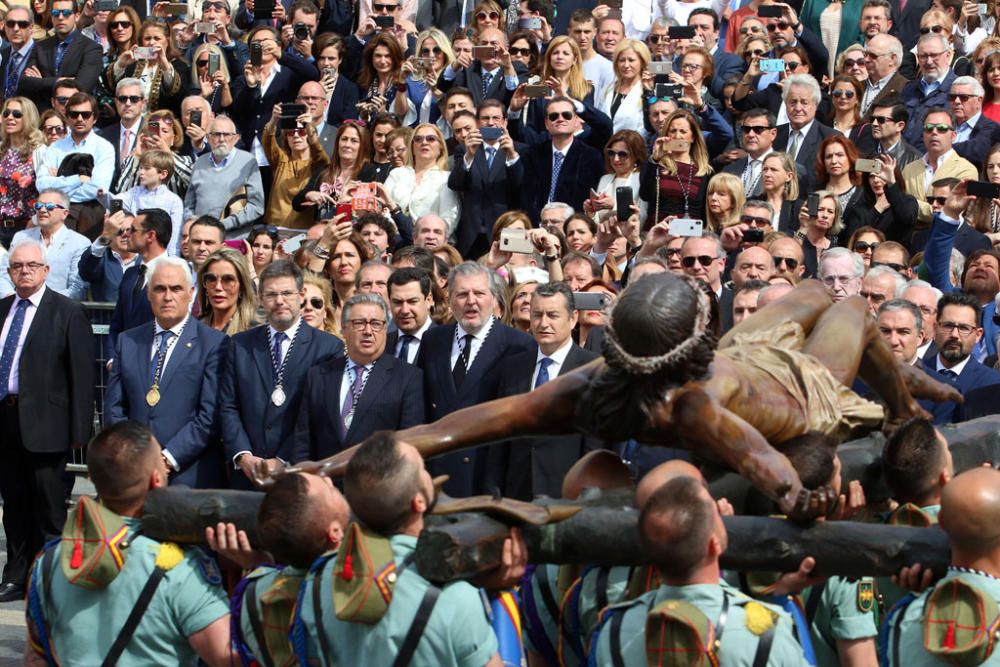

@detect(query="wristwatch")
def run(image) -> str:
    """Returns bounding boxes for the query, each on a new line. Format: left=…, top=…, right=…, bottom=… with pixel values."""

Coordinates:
left=543, top=254, right=559, bottom=263
left=312, top=245, right=330, bottom=260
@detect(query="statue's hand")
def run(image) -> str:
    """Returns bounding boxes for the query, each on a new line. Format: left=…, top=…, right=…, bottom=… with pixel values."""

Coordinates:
left=778, top=484, right=837, bottom=521
left=252, top=458, right=290, bottom=487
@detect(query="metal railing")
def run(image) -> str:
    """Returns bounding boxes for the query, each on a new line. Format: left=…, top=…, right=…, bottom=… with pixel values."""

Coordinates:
left=72, top=301, right=115, bottom=474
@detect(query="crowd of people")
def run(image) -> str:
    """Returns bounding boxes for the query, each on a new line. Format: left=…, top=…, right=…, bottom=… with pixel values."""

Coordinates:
left=3, top=0, right=1000, bottom=663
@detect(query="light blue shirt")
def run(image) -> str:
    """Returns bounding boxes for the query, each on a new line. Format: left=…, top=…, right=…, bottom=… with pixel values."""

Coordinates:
left=38, top=130, right=115, bottom=202
left=956, top=111, right=982, bottom=143
left=116, top=184, right=185, bottom=256
left=0, top=225, right=90, bottom=300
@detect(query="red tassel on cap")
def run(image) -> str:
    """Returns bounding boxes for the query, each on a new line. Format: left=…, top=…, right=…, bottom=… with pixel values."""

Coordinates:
left=341, top=554, right=353, bottom=581
left=944, top=621, right=957, bottom=650
left=70, top=540, right=83, bottom=569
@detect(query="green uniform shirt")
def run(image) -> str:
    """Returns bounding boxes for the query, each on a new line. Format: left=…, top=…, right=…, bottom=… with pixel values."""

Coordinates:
left=321, top=534, right=499, bottom=667
left=807, top=576, right=879, bottom=667
left=879, top=505, right=941, bottom=613
left=591, top=582, right=810, bottom=667
left=237, top=565, right=308, bottom=662
left=30, top=517, right=229, bottom=666
left=523, top=563, right=562, bottom=656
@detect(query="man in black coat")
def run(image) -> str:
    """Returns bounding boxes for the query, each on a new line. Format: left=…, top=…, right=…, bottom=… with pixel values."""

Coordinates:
left=0, top=240, right=94, bottom=600
left=774, top=75, right=839, bottom=195
left=436, top=28, right=529, bottom=108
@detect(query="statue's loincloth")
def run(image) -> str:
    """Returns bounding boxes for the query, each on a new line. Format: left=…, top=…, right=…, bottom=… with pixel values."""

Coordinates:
left=718, top=321, right=885, bottom=442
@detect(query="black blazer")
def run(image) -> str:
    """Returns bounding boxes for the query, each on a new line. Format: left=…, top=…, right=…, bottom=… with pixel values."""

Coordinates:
left=436, top=61, right=530, bottom=108
left=18, top=30, right=103, bottom=105
left=386, top=325, right=438, bottom=366
left=842, top=183, right=919, bottom=249
left=776, top=199, right=803, bottom=236
left=0, top=43, right=35, bottom=99
left=0, top=289, right=95, bottom=452
left=108, top=262, right=154, bottom=360
left=418, top=321, right=536, bottom=497
left=891, top=0, right=932, bottom=50
left=293, top=352, right=425, bottom=462
left=448, top=141, right=528, bottom=257
left=325, top=75, right=361, bottom=128
left=231, top=52, right=320, bottom=150
left=220, top=323, right=344, bottom=487
left=518, top=139, right=605, bottom=223
left=954, top=115, right=1000, bottom=167
left=484, top=345, right=602, bottom=500
left=775, top=121, right=839, bottom=194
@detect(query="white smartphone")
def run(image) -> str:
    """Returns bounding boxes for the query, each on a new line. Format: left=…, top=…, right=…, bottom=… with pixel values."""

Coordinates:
left=283, top=233, right=307, bottom=254
left=499, top=229, right=536, bottom=254
left=669, top=218, right=704, bottom=237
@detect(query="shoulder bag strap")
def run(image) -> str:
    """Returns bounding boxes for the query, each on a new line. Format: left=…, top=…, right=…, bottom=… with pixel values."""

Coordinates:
left=99, top=566, right=168, bottom=667
left=391, top=583, right=442, bottom=667
left=243, top=579, right=274, bottom=667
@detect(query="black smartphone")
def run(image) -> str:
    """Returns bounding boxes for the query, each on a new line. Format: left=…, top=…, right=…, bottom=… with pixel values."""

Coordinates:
left=279, top=116, right=299, bottom=129
left=967, top=181, right=1000, bottom=199
left=667, top=25, right=696, bottom=39
left=282, top=103, right=307, bottom=117
left=250, top=41, right=262, bottom=68
left=743, top=228, right=764, bottom=243
left=109, top=199, right=124, bottom=215
left=208, top=53, right=220, bottom=76
left=373, top=15, right=394, bottom=28
left=615, top=186, right=633, bottom=222
left=253, top=0, right=274, bottom=20
left=189, top=109, right=202, bottom=127
left=758, top=5, right=784, bottom=18
left=654, top=82, right=682, bottom=98
left=807, top=193, right=820, bottom=217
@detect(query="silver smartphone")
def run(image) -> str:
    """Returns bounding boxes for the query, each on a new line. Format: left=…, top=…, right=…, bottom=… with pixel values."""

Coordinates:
left=499, top=229, right=536, bottom=254
left=573, top=292, right=611, bottom=311
left=669, top=218, right=704, bottom=237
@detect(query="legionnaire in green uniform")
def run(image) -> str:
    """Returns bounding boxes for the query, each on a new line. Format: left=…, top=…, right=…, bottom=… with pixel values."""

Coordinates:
left=24, top=422, right=231, bottom=667
left=318, top=430, right=528, bottom=667
left=592, top=475, right=809, bottom=666
left=884, top=467, right=1000, bottom=667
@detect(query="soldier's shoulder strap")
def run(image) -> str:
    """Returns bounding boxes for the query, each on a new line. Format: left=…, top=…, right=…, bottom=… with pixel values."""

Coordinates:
left=734, top=599, right=778, bottom=667
left=519, top=564, right=560, bottom=667
left=294, top=550, right=338, bottom=667
left=879, top=592, right=917, bottom=667
left=589, top=595, right=655, bottom=667
left=391, top=553, right=440, bottom=667
left=230, top=565, right=282, bottom=667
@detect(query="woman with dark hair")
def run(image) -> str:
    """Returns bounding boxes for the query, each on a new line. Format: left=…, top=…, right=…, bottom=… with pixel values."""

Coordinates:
left=314, top=32, right=360, bottom=126
left=814, top=134, right=863, bottom=214
left=265, top=103, right=330, bottom=229
left=106, top=20, right=191, bottom=115
left=507, top=30, right=541, bottom=77
left=293, top=121, right=376, bottom=219
left=114, top=109, right=193, bottom=196
left=966, top=143, right=1000, bottom=236
left=564, top=214, right=598, bottom=253
left=248, top=224, right=278, bottom=277
left=324, top=232, right=374, bottom=304
left=40, top=110, right=67, bottom=146
left=356, top=33, right=412, bottom=125
left=196, top=248, right=259, bottom=334
left=845, top=226, right=886, bottom=269
left=841, top=154, right=917, bottom=245
left=827, top=75, right=866, bottom=145
left=982, top=50, right=1000, bottom=121
left=584, top=129, right=647, bottom=224
left=32, top=0, right=50, bottom=39
left=640, top=109, right=712, bottom=226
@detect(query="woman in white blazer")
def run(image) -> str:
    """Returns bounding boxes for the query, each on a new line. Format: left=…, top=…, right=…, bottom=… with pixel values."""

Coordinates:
left=583, top=129, right=648, bottom=226
left=383, top=123, right=460, bottom=240
left=596, top=39, right=650, bottom=134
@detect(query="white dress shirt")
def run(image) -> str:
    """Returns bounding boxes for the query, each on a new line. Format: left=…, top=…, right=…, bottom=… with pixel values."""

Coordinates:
left=0, top=225, right=90, bottom=300
left=936, top=353, right=971, bottom=377
left=0, top=285, right=44, bottom=395
left=449, top=317, right=495, bottom=372
left=339, top=358, right=374, bottom=415
left=395, top=317, right=432, bottom=364
left=530, top=338, right=573, bottom=387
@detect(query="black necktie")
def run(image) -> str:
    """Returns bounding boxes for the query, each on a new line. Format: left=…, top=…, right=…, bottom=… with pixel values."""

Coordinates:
left=398, top=334, right=415, bottom=362
left=131, top=264, right=147, bottom=302
left=452, top=334, right=473, bottom=387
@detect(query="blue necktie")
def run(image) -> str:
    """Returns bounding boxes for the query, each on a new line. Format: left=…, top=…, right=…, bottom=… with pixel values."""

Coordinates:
left=397, top=334, right=415, bottom=362
left=0, top=299, right=30, bottom=400
left=548, top=151, right=564, bottom=202
left=149, top=330, right=173, bottom=385
left=485, top=146, right=496, bottom=169
left=534, top=357, right=553, bottom=389
left=939, top=368, right=957, bottom=379
left=55, top=40, right=69, bottom=73
left=482, top=70, right=494, bottom=97
left=6, top=51, right=22, bottom=98
left=271, top=331, right=286, bottom=383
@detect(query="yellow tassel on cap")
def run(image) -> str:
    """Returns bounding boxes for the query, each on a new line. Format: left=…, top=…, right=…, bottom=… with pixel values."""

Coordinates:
left=155, top=543, right=185, bottom=571
left=744, top=602, right=776, bottom=636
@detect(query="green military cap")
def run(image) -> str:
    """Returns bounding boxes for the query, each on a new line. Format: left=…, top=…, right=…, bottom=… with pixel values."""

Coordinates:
left=888, top=503, right=937, bottom=527
left=60, top=496, right=130, bottom=590
left=333, top=522, right=398, bottom=625
left=923, top=577, right=1000, bottom=666
left=260, top=572, right=307, bottom=665
left=645, top=599, right=720, bottom=667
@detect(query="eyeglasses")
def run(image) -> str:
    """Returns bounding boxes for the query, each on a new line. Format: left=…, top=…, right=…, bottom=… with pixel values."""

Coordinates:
left=1, top=109, right=22, bottom=119
left=43, top=124, right=66, bottom=134
left=33, top=202, right=66, bottom=211
left=412, top=134, right=437, bottom=143
left=304, top=297, right=324, bottom=309
left=347, top=318, right=387, bottom=332
left=67, top=110, right=94, bottom=120
left=606, top=149, right=630, bottom=160
left=917, top=51, right=947, bottom=61
left=926, top=195, right=948, bottom=205
left=853, top=241, right=879, bottom=252
left=949, top=93, right=978, bottom=102
left=476, top=10, right=500, bottom=20
left=938, top=321, right=978, bottom=336
left=287, top=127, right=307, bottom=136
left=203, top=273, right=239, bottom=288
left=741, top=124, right=773, bottom=134
left=196, top=58, right=209, bottom=66
left=261, top=290, right=298, bottom=301
left=109, top=20, right=132, bottom=28
left=920, top=25, right=945, bottom=34
left=832, top=89, right=856, bottom=98
left=746, top=49, right=766, bottom=58
left=820, top=274, right=859, bottom=286
left=647, top=34, right=666, bottom=44
left=372, top=2, right=398, bottom=11
left=4, top=19, right=29, bottom=29
left=766, top=20, right=791, bottom=31
left=773, top=256, right=799, bottom=269
left=50, top=8, right=74, bottom=17
left=870, top=115, right=895, bottom=124
left=842, top=58, right=865, bottom=68
left=547, top=111, right=574, bottom=121
left=923, top=123, right=952, bottom=133
left=54, top=96, right=70, bottom=106
left=420, top=46, right=442, bottom=56
left=117, top=95, right=142, bottom=104
left=8, top=261, right=45, bottom=272
left=871, top=260, right=907, bottom=272
left=739, top=25, right=763, bottom=34
left=739, top=215, right=770, bottom=227
left=681, top=255, right=716, bottom=267
left=680, top=62, right=703, bottom=71
left=209, top=131, right=237, bottom=139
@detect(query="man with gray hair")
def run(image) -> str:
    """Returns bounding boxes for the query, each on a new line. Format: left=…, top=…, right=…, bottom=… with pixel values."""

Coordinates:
left=179, top=95, right=214, bottom=162
left=98, top=78, right=146, bottom=176
left=861, top=264, right=908, bottom=315
left=294, top=292, right=423, bottom=462
left=861, top=34, right=906, bottom=116
left=105, top=255, right=229, bottom=488
left=777, top=74, right=838, bottom=193
left=418, top=261, right=535, bottom=496
left=539, top=202, right=574, bottom=233
left=902, top=33, right=957, bottom=150
left=902, top=279, right=943, bottom=358
left=0, top=4, right=34, bottom=103
left=818, top=247, right=864, bottom=302
left=878, top=298, right=924, bottom=365
left=949, top=75, right=1000, bottom=166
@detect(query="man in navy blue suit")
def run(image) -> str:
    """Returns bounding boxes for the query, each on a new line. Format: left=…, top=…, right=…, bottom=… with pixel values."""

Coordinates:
left=950, top=76, right=1000, bottom=167
left=386, top=267, right=436, bottom=365
left=220, top=260, right=344, bottom=490
left=106, top=257, right=229, bottom=488
left=921, top=292, right=1000, bottom=424
left=294, top=293, right=424, bottom=462
left=418, top=262, right=535, bottom=497
left=688, top=9, right=745, bottom=101
left=107, top=208, right=172, bottom=361
left=77, top=210, right=141, bottom=303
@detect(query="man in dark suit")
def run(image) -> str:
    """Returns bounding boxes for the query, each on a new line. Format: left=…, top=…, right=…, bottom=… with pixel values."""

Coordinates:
left=436, top=28, right=528, bottom=108
left=448, top=100, right=526, bottom=258
left=860, top=34, right=908, bottom=117
left=294, top=293, right=424, bottom=462
left=901, top=34, right=956, bottom=150
left=515, top=96, right=606, bottom=223
left=97, top=78, right=146, bottom=186
left=951, top=76, right=1000, bottom=167
left=386, top=267, right=436, bottom=365
left=0, top=6, right=36, bottom=101
left=77, top=210, right=142, bottom=302
left=774, top=75, right=838, bottom=195
left=221, top=260, right=344, bottom=489
left=485, top=282, right=602, bottom=500
left=16, top=0, right=103, bottom=108
left=108, top=208, right=171, bottom=360
left=418, top=262, right=535, bottom=497
left=688, top=9, right=745, bottom=101
left=891, top=0, right=932, bottom=50
left=921, top=292, right=1000, bottom=424
left=721, top=108, right=778, bottom=198
left=0, top=240, right=94, bottom=601
left=864, top=98, right=923, bottom=171
left=106, top=257, right=229, bottom=488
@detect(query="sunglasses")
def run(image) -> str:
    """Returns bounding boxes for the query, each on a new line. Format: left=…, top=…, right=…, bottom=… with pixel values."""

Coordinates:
left=508, top=46, right=532, bottom=56
left=252, top=224, right=278, bottom=234
left=741, top=124, right=773, bottom=134
left=747, top=49, right=766, bottom=58
left=117, top=94, right=142, bottom=104
left=50, top=8, right=74, bottom=17
left=766, top=20, right=791, bottom=31
left=853, top=241, right=879, bottom=252
left=203, top=273, right=239, bottom=288
left=870, top=114, right=895, bottom=124
left=739, top=26, right=763, bottom=34
left=924, top=123, right=952, bottom=133
left=926, top=195, right=948, bottom=205
left=109, top=20, right=131, bottom=28
left=920, top=25, right=945, bottom=34
left=842, top=58, right=865, bottom=68
left=419, top=46, right=442, bottom=56
left=4, top=19, right=29, bottom=28
left=33, top=202, right=66, bottom=211
left=67, top=110, right=94, bottom=119
left=606, top=149, right=630, bottom=160
left=54, top=96, right=70, bottom=106
left=773, top=256, right=799, bottom=269
left=372, top=2, right=398, bottom=10
left=412, top=134, right=437, bottom=143
left=306, top=297, right=325, bottom=309
left=872, top=260, right=907, bottom=272
left=832, top=89, right=856, bottom=98
left=647, top=34, right=665, bottom=44
left=286, top=127, right=307, bottom=136
left=1, top=109, right=22, bottom=119
left=476, top=10, right=500, bottom=19
left=681, top=255, right=716, bottom=267
left=739, top=215, right=770, bottom=227
left=547, top=111, right=574, bottom=121
left=949, top=93, right=977, bottom=102
left=43, top=124, right=66, bottom=134
left=196, top=58, right=209, bottom=66
left=785, top=61, right=801, bottom=70
left=663, top=247, right=682, bottom=257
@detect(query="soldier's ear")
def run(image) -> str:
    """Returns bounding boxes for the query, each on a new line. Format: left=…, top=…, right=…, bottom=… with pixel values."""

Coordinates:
left=327, top=520, right=345, bottom=551
left=411, top=492, right=428, bottom=515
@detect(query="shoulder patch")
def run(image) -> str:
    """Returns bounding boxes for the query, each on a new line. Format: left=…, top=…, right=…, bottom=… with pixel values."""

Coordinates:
left=743, top=601, right=777, bottom=636
left=857, top=581, right=875, bottom=613
left=196, top=555, right=223, bottom=585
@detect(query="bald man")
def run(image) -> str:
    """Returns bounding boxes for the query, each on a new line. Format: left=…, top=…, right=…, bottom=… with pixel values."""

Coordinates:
left=758, top=281, right=795, bottom=309
left=886, top=467, right=1000, bottom=667
left=768, top=237, right=806, bottom=284
left=296, top=81, right=337, bottom=158
left=731, top=246, right=774, bottom=291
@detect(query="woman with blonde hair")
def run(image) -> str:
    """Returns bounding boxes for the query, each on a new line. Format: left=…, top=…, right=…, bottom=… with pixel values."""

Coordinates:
left=506, top=280, right=538, bottom=331
left=406, top=28, right=456, bottom=125
left=525, top=36, right=599, bottom=131
left=471, top=0, right=504, bottom=34
left=584, top=129, right=647, bottom=224
left=760, top=152, right=801, bottom=231
left=0, top=97, right=45, bottom=245
left=796, top=189, right=844, bottom=274
left=640, top=109, right=712, bottom=227
left=301, top=272, right=342, bottom=339
left=383, top=123, right=460, bottom=238
left=196, top=248, right=260, bottom=335
left=597, top=39, right=650, bottom=133
left=705, top=173, right=745, bottom=232
left=189, top=42, right=234, bottom=112
left=384, top=127, right=412, bottom=168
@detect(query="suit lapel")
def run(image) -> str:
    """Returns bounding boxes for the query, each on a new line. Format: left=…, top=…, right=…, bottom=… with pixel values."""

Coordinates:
left=345, top=356, right=390, bottom=443
left=325, top=358, right=347, bottom=442
left=158, top=321, right=197, bottom=392
left=252, top=326, right=274, bottom=389
left=460, top=324, right=500, bottom=395
left=19, top=289, right=51, bottom=355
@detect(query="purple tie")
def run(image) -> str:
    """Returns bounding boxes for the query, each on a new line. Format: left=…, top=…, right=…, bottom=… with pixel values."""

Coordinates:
left=340, top=365, right=365, bottom=438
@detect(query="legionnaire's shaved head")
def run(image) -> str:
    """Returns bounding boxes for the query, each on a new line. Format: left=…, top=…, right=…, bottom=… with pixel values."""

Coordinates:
left=86, top=421, right=167, bottom=515
left=940, top=467, right=1000, bottom=557
left=640, top=476, right=725, bottom=582
left=635, top=460, right=704, bottom=509
left=561, top=450, right=633, bottom=501
left=257, top=473, right=351, bottom=568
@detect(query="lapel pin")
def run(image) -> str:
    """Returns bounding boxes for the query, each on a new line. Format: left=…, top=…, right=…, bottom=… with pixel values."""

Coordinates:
left=186, top=342, right=192, bottom=348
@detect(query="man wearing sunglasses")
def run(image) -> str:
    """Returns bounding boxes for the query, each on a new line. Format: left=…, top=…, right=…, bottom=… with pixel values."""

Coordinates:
left=860, top=34, right=906, bottom=116
left=0, top=5, right=35, bottom=101
left=767, top=235, right=806, bottom=282
left=901, top=108, right=977, bottom=223
left=949, top=75, right=1000, bottom=166
left=761, top=3, right=830, bottom=81
left=722, top=108, right=777, bottom=197
left=78, top=209, right=142, bottom=303
left=901, top=33, right=957, bottom=150
left=16, top=0, right=102, bottom=110
left=98, top=78, right=146, bottom=179
left=867, top=99, right=921, bottom=170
